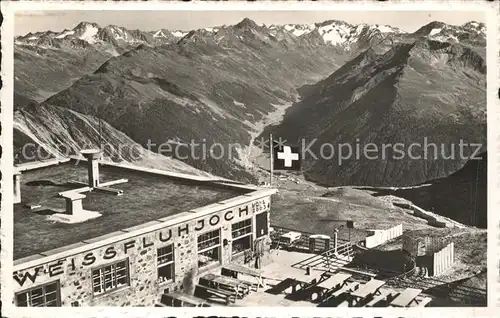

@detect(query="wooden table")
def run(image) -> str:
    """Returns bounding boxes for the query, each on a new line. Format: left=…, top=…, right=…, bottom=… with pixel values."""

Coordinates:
left=200, top=273, right=247, bottom=298
left=390, top=288, right=423, bottom=307
left=317, top=273, right=352, bottom=290
left=195, top=284, right=236, bottom=305
left=410, top=296, right=432, bottom=307
left=222, top=263, right=266, bottom=291
left=351, top=279, right=385, bottom=302
left=316, top=273, right=352, bottom=300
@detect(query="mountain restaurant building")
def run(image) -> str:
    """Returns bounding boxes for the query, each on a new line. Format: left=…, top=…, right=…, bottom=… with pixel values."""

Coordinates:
left=12, top=151, right=276, bottom=307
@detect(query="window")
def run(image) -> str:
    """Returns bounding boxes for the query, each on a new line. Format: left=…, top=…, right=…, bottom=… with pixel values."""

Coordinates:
left=16, top=281, right=60, bottom=307
left=232, top=219, right=253, bottom=255
left=197, top=229, right=221, bottom=268
left=92, top=259, right=129, bottom=295
left=157, top=244, right=174, bottom=284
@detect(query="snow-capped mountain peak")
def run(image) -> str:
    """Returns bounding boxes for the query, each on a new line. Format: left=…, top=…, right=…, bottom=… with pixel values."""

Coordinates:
left=72, top=22, right=100, bottom=43
left=413, top=21, right=486, bottom=46
left=15, top=18, right=486, bottom=53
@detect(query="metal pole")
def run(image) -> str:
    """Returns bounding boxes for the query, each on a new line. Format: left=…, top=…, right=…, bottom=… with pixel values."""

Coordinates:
left=269, top=133, right=273, bottom=186
left=99, top=118, right=103, bottom=150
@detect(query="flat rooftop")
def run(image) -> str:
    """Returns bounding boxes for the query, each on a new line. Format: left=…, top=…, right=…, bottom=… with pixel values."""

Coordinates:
left=14, top=161, right=251, bottom=260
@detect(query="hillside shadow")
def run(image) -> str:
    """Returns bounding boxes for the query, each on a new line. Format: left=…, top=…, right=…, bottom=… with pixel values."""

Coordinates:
left=347, top=249, right=412, bottom=278
left=355, top=152, right=487, bottom=228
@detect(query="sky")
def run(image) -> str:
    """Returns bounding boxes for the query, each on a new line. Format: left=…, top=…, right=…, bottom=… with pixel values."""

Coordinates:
left=15, top=10, right=486, bottom=36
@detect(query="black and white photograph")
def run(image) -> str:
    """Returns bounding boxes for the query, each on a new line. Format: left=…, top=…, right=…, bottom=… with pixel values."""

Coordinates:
left=1, top=1, right=498, bottom=314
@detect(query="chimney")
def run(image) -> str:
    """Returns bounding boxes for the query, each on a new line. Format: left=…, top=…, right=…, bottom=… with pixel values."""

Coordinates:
left=81, top=149, right=102, bottom=188
left=14, top=172, right=21, bottom=204
left=63, top=192, right=86, bottom=218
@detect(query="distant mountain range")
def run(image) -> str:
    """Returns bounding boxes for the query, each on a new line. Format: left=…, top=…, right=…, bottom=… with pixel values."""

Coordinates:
left=14, top=18, right=486, bottom=188
left=15, top=19, right=485, bottom=101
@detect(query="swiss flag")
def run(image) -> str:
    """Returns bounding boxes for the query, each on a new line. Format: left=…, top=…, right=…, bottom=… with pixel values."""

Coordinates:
left=272, top=143, right=301, bottom=171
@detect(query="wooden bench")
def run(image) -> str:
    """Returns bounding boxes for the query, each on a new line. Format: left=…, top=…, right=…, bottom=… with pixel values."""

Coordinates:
left=316, top=273, right=352, bottom=301
left=410, top=296, right=432, bottom=307
left=320, top=292, right=350, bottom=307
left=390, top=288, right=422, bottom=307
left=200, top=274, right=248, bottom=299
left=222, top=263, right=266, bottom=291
left=218, top=275, right=251, bottom=297
left=195, top=284, right=236, bottom=305
left=160, top=292, right=211, bottom=307
left=349, top=279, right=386, bottom=307
left=265, top=278, right=296, bottom=295
left=364, top=290, right=389, bottom=307
left=319, top=282, right=360, bottom=307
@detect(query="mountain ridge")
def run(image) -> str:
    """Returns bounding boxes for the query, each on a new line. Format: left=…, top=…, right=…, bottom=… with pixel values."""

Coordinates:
left=15, top=18, right=485, bottom=103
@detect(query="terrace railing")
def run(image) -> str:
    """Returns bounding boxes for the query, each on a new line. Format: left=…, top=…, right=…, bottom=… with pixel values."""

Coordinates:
left=290, top=242, right=354, bottom=272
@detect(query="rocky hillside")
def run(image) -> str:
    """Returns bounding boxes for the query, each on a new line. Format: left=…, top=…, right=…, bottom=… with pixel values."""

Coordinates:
left=14, top=94, right=211, bottom=177
left=264, top=36, right=486, bottom=187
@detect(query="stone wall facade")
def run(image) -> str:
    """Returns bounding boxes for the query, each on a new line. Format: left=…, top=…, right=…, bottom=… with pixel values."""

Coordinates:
left=13, top=195, right=272, bottom=307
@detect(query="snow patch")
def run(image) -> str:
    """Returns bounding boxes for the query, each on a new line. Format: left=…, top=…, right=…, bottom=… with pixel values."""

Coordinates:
left=55, top=30, right=74, bottom=39
left=27, top=36, right=38, bottom=40
left=293, top=29, right=306, bottom=36
left=104, top=47, right=120, bottom=57
left=111, top=27, right=129, bottom=41
left=172, top=31, right=187, bottom=37
left=197, top=97, right=232, bottom=120
left=233, top=100, right=245, bottom=108
left=376, top=25, right=394, bottom=33
left=284, top=24, right=316, bottom=36
left=79, top=25, right=99, bottom=43
left=429, top=28, right=442, bottom=36
left=319, top=26, right=344, bottom=45
left=318, top=22, right=352, bottom=45
left=153, top=30, right=166, bottom=38
left=215, top=35, right=225, bottom=44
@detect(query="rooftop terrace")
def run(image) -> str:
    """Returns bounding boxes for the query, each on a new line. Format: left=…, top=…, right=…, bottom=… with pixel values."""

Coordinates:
left=14, top=161, right=251, bottom=260
left=200, top=249, right=482, bottom=307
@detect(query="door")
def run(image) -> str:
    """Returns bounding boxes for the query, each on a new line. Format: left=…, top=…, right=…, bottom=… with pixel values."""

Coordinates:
left=255, top=211, right=268, bottom=238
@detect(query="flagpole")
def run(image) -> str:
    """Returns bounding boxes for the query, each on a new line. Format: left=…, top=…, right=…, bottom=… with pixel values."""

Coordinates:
left=269, top=133, right=273, bottom=187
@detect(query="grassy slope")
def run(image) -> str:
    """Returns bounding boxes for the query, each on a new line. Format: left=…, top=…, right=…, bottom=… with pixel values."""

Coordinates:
left=270, top=186, right=432, bottom=243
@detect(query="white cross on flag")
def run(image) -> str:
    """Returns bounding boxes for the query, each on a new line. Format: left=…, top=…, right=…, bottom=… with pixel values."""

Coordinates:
left=273, top=144, right=301, bottom=171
